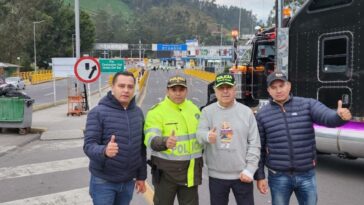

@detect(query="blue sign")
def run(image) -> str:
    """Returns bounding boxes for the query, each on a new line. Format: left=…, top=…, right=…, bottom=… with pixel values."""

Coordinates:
left=157, top=44, right=187, bottom=51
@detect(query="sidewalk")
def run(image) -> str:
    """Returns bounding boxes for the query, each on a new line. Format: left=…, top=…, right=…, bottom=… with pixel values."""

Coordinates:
left=0, top=85, right=150, bottom=204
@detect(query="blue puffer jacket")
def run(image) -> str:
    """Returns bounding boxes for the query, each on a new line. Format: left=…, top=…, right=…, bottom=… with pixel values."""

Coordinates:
left=254, top=96, right=347, bottom=180
left=83, top=91, right=147, bottom=183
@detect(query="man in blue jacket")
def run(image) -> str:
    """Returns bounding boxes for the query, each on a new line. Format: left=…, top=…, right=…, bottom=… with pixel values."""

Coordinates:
left=255, top=71, right=352, bottom=205
left=84, top=71, right=146, bottom=205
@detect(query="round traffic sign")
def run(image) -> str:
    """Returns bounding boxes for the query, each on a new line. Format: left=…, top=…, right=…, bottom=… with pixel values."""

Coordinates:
left=74, top=57, right=101, bottom=83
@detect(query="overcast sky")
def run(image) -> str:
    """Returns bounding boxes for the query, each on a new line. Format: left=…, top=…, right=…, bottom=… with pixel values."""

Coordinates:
left=214, top=0, right=275, bottom=22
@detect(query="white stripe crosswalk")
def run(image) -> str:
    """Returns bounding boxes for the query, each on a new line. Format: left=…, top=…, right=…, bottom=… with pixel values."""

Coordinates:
left=0, top=157, right=88, bottom=180
left=0, top=187, right=91, bottom=205
left=0, top=140, right=91, bottom=204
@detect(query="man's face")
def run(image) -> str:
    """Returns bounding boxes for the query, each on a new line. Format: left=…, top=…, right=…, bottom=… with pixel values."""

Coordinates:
left=267, top=80, right=291, bottom=103
left=215, top=84, right=236, bottom=107
left=167, top=85, right=187, bottom=104
left=111, top=75, right=135, bottom=107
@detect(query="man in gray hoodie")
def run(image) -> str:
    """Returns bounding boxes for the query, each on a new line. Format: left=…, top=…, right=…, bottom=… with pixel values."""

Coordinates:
left=197, top=73, right=261, bottom=205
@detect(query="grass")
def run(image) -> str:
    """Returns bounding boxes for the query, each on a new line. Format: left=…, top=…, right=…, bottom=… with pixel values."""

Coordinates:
left=62, top=0, right=132, bottom=17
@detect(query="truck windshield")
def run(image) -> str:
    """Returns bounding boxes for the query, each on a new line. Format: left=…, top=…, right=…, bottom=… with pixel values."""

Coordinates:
left=256, top=42, right=275, bottom=65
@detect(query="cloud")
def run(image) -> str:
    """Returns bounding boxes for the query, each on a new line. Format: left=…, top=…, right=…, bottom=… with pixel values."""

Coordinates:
left=214, top=0, right=275, bottom=22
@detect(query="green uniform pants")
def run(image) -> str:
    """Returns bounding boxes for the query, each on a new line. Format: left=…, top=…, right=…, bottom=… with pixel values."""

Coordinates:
left=153, top=173, right=199, bottom=205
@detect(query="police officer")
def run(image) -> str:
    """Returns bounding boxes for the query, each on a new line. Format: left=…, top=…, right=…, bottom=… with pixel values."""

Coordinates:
left=144, top=75, right=203, bottom=205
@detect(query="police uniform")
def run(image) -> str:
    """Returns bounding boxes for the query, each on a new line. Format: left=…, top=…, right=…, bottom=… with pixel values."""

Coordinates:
left=144, top=76, right=203, bottom=205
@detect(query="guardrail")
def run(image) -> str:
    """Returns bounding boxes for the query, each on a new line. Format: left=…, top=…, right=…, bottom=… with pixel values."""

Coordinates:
left=183, top=69, right=216, bottom=82
left=19, top=70, right=54, bottom=85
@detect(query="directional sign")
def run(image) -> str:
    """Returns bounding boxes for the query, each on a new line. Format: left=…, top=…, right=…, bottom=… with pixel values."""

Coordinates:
left=99, top=59, right=125, bottom=73
left=74, top=57, right=101, bottom=83
left=154, top=44, right=187, bottom=51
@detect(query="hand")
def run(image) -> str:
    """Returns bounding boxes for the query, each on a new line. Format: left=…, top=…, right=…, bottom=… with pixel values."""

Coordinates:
left=208, top=127, right=217, bottom=144
left=105, top=135, right=118, bottom=158
left=257, top=179, right=269, bottom=194
left=239, top=172, right=253, bottom=183
left=337, top=100, right=352, bottom=121
left=135, top=180, right=146, bottom=194
left=166, top=130, right=177, bottom=149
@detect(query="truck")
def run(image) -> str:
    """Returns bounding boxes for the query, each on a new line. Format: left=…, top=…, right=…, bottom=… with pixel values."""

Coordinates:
left=206, top=0, right=364, bottom=159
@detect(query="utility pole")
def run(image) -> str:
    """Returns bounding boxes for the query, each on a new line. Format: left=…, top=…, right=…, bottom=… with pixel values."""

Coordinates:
left=139, top=39, right=142, bottom=63
left=33, top=20, right=45, bottom=72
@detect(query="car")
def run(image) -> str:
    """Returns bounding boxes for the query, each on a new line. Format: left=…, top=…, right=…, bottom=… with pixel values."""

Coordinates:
left=5, top=77, right=26, bottom=90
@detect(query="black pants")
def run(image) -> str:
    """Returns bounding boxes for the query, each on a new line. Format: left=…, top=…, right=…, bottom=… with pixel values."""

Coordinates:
left=153, top=173, right=198, bottom=205
left=209, top=177, right=254, bottom=205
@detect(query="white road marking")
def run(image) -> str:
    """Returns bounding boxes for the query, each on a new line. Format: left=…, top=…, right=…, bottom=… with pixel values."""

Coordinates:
left=0, top=146, right=16, bottom=155
left=44, top=92, right=54, bottom=96
left=0, top=157, right=88, bottom=180
left=24, top=140, right=83, bottom=152
left=192, top=97, right=201, bottom=102
left=0, top=187, right=91, bottom=205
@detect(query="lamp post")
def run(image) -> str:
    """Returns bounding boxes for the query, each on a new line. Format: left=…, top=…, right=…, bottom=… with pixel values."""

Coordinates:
left=33, top=20, right=45, bottom=72
left=72, top=34, right=76, bottom=57
left=231, top=29, right=239, bottom=69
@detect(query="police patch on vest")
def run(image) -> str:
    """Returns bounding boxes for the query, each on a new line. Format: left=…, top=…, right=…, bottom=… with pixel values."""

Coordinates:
left=195, top=113, right=200, bottom=120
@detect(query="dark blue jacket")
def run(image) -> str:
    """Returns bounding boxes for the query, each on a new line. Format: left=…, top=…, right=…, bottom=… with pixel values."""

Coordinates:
left=83, top=91, right=147, bottom=183
left=254, top=96, right=347, bottom=180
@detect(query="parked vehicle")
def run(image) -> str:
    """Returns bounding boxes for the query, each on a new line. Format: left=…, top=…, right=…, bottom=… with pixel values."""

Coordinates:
left=5, top=77, right=25, bottom=90
left=205, top=0, right=364, bottom=159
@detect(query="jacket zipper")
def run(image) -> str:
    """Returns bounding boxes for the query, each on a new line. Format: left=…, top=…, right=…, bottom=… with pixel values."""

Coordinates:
left=280, top=104, right=294, bottom=170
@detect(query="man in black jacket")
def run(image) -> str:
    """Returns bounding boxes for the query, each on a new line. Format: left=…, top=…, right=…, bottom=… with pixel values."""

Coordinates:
left=254, top=71, right=352, bottom=205
left=84, top=71, right=146, bottom=205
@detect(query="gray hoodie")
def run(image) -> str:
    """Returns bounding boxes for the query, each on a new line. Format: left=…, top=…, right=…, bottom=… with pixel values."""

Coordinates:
left=197, top=101, right=261, bottom=180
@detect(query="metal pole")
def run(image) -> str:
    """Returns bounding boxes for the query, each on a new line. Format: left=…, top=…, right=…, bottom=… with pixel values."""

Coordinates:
left=33, top=20, right=44, bottom=72
left=220, top=24, right=223, bottom=47
left=238, top=6, right=242, bottom=36
left=33, top=22, right=36, bottom=72
left=139, top=40, right=142, bottom=63
left=75, top=0, right=80, bottom=58
left=72, top=34, right=75, bottom=57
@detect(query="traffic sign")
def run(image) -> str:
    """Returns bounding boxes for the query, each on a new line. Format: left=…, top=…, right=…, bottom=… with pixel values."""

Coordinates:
left=99, top=59, right=125, bottom=73
left=74, top=57, right=101, bottom=83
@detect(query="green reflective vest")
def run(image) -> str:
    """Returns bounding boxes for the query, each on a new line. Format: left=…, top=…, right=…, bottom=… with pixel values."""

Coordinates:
left=144, top=96, right=202, bottom=187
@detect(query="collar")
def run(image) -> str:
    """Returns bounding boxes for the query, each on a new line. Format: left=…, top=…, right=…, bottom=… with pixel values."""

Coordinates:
left=217, top=100, right=237, bottom=109
left=164, top=96, right=187, bottom=111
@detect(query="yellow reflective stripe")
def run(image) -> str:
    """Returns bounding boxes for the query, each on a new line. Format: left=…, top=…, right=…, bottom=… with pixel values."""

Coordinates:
left=187, top=159, right=195, bottom=187
left=151, top=151, right=202, bottom=160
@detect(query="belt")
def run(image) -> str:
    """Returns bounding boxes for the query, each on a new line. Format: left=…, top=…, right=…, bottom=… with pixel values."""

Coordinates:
left=268, top=168, right=312, bottom=176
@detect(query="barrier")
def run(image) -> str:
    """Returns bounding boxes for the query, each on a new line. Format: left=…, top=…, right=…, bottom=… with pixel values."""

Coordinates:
left=183, top=69, right=216, bottom=82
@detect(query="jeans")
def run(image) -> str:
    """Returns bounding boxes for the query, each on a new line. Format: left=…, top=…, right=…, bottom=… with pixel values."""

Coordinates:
left=268, top=169, right=317, bottom=205
left=209, top=177, right=254, bottom=205
left=89, top=175, right=135, bottom=205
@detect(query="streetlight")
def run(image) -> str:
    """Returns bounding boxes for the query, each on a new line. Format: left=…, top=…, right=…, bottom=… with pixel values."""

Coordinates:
left=33, top=20, right=45, bottom=72
left=231, top=29, right=239, bottom=69
left=72, top=34, right=76, bottom=57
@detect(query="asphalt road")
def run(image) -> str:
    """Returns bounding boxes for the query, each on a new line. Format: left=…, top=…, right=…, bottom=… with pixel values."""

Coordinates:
left=0, top=70, right=363, bottom=204
left=23, top=74, right=110, bottom=105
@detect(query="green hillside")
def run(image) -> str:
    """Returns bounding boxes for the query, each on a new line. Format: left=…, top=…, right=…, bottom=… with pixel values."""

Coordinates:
left=62, top=0, right=132, bottom=17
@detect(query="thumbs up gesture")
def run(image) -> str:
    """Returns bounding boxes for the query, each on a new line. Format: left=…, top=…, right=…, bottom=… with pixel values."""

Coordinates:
left=105, top=135, right=119, bottom=158
left=166, top=130, right=177, bottom=149
left=337, top=100, right=352, bottom=121
left=208, top=127, right=217, bottom=144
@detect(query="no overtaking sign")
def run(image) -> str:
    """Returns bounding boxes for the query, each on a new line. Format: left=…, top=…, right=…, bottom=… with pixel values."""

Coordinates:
left=74, top=57, right=101, bottom=83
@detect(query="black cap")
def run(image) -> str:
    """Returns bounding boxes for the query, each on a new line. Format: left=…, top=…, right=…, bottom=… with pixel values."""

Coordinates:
left=267, top=71, right=288, bottom=86
left=215, top=73, right=235, bottom=88
left=167, top=75, right=187, bottom=88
